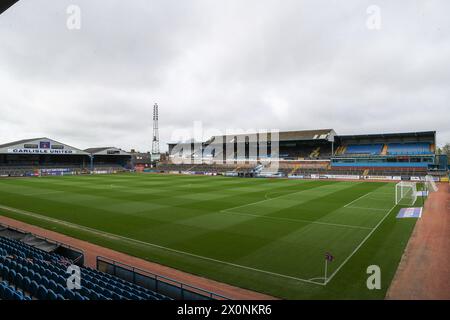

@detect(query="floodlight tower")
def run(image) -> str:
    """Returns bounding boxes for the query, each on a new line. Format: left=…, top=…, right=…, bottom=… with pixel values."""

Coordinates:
left=152, top=103, right=160, bottom=156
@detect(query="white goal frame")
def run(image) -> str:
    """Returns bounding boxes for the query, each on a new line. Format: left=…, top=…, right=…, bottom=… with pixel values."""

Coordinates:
left=395, top=181, right=417, bottom=206
left=425, top=175, right=438, bottom=193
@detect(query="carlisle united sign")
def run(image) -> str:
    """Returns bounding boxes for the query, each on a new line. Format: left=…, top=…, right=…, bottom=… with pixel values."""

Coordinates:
left=0, top=138, right=89, bottom=156
left=7, top=148, right=76, bottom=154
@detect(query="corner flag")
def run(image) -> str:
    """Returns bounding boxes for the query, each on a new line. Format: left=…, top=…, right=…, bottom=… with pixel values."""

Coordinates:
left=325, top=252, right=334, bottom=262
left=324, top=252, right=335, bottom=284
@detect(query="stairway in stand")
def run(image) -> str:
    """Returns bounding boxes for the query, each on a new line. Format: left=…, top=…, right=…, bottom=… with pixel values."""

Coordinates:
left=381, top=144, right=388, bottom=155
left=309, top=147, right=320, bottom=158
left=289, top=164, right=302, bottom=175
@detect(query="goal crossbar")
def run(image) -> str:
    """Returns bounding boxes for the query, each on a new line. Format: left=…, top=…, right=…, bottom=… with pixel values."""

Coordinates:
left=395, top=181, right=417, bottom=206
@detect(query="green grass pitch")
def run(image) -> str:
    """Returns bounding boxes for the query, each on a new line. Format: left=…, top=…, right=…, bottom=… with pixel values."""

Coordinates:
left=0, top=174, right=418, bottom=299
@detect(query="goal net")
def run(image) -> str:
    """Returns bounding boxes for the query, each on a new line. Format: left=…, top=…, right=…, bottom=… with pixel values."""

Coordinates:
left=395, top=181, right=417, bottom=206
left=425, top=175, right=438, bottom=193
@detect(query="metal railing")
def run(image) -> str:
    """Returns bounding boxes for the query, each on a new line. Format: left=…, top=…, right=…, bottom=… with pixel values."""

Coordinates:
left=96, top=256, right=230, bottom=300
left=0, top=222, right=84, bottom=264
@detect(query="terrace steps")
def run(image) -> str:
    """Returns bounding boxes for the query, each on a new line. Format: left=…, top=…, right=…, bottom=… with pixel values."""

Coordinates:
left=309, top=147, right=320, bottom=158
left=289, top=164, right=302, bottom=175
left=381, top=144, right=388, bottom=155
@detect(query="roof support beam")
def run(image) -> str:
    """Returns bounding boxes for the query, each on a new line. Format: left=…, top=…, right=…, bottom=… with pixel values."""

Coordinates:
left=0, top=0, right=19, bottom=15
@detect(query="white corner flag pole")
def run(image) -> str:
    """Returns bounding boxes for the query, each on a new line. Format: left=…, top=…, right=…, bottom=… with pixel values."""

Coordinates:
left=324, top=259, right=328, bottom=284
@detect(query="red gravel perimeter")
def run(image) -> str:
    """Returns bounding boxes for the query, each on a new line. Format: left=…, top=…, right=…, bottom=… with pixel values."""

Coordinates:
left=0, top=215, right=275, bottom=300
left=386, top=182, right=450, bottom=300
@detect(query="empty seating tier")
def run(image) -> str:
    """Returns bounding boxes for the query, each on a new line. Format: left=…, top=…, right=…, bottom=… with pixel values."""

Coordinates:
left=0, top=236, right=171, bottom=300
left=387, top=143, right=432, bottom=155
left=344, top=144, right=383, bottom=155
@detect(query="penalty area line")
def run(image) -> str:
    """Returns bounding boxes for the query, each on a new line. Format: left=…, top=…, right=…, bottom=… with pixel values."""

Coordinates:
left=344, top=206, right=390, bottom=212
left=223, top=187, right=318, bottom=213
left=343, top=192, right=373, bottom=208
left=324, top=203, right=397, bottom=285
left=0, top=204, right=325, bottom=287
left=219, top=210, right=373, bottom=230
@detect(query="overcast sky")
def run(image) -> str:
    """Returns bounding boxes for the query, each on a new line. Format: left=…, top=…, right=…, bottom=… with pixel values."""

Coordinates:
left=0, top=0, right=449, bottom=151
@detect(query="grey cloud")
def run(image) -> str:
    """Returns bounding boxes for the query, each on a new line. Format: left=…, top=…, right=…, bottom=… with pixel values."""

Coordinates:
left=1, top=0, right=449, bottom=151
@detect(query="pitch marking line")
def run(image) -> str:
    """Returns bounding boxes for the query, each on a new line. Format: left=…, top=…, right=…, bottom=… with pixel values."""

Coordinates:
left=223, top=185, right=329, bottom=213
left=324, top=203, right=397, bottom=285
left=0, top=204, right=325, bottom=286
left=308, top=277, right=326, bottom=282
left=344, top=191, right=393, bottom=208
left=23, top=191, right=63, bottom=196
left=343, top=192, right=373, bottom=208
left=344, top=206, right=389, bottom=212
left=219, top=210, right=372, bottom=230
left=0, top=190, right=395, bottom=287
left=263, top=189, right=308, bottom=200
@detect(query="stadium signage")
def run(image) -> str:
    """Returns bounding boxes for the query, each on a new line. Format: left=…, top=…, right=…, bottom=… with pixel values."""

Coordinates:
left=7, top=148, right=76, bottom=154
left=324, top=174, right=360, bottom=180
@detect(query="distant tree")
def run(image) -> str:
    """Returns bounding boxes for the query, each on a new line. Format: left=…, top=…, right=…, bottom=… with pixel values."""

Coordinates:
left=442, top=143, right=450, bottom=156
left=441, top=143, right=450, bottom=163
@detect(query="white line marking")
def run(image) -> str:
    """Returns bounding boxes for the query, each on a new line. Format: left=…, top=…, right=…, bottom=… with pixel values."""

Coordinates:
left=344, top=206, right=389, bottom=212
left=324, top=203, right=397, bottom=285
left=0, top=183, right=396, bottom=287
left=369, top=196, right=394, bottom=201
left=23, top=190, right=63, bottom=196
left=223, top=184, right=327, bottom=213
left=308, top=277, right=326, bottom=282
left=263, top=190, right=304, bottom=200
left=343, top=192, right=373, bottom=208
left=0, top=204, right=325, bottom=286
left=220, top=210, right=373, bottom=230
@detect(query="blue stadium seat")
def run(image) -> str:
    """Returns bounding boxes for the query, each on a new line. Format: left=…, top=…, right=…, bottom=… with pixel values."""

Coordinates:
left=29, top=280, right=39, bottom=297
left=47, top=289, right=58, bottom=300
left=36, top=285, right=48, bottom=300
left=387, top=142, right=432, bottom=155
left=23, top=276, right=31, bottom=293
left=1, top=235, right=170, bottom=300
left=345, top=144, right=383, bottom=155
left=0, top=280, right=27, bottom=300
left=14, top=273, right=24, bottom=290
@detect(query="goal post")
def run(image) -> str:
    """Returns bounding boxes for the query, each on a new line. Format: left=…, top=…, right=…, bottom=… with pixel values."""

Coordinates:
left=395, top=181, right=417, bottom=206
left=425, top=175, right=438, bottom=193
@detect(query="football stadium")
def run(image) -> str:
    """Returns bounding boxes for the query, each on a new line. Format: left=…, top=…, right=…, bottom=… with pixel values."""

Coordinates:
left=1, top=0, right=450, bottom=309
left=0, top=129, right=449, bottom=301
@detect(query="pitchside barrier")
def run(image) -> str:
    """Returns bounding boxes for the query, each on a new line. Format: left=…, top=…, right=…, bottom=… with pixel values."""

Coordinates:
left=0, top=223, right=84, bottom=265
left=96, top=256, right=229, bottom=300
